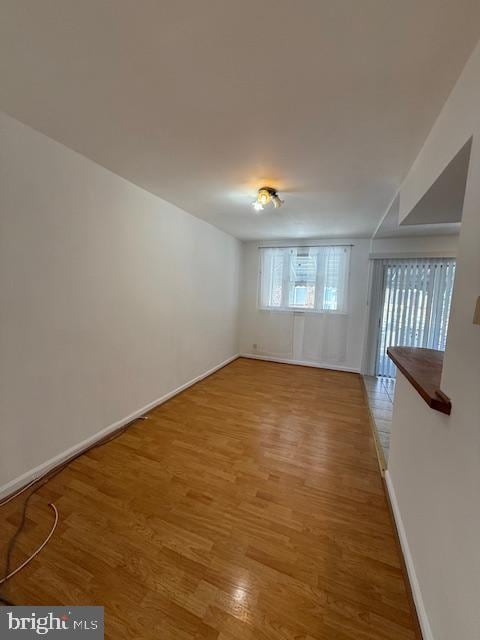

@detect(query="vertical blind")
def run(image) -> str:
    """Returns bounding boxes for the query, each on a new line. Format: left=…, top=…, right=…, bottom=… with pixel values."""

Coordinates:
left=259, top=246, right=350, bottom=312
left=375, top=257, right=456, bottom=377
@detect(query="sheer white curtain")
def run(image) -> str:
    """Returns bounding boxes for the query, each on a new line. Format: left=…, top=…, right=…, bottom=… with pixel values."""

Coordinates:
left=301, top=312, right=349, bottom=363
left=372, top=257, right=456, bottom=377
left=256, top=245, right=351, bottom=366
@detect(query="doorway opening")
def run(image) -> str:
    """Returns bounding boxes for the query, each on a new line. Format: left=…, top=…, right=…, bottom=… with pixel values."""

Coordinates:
left=372, top=258, right=456, bottom=378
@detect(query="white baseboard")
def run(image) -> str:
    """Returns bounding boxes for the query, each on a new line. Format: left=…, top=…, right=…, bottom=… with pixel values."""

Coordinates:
left=0, top=354, right=240, bottom=501
left=385, top=470, right=434, bottom=640
left=240, top=352, right=360, bottom=374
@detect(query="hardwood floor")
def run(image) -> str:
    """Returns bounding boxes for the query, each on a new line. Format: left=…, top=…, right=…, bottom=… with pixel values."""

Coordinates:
left=0, top=358, right=420, bottom=639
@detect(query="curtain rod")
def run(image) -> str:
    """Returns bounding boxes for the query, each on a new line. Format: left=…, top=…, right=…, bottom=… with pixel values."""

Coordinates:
left=258, top=244, right=354, bottom=249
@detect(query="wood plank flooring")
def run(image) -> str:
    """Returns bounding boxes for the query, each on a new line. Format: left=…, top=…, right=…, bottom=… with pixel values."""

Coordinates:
left=0, top=358, right=420, bottom=639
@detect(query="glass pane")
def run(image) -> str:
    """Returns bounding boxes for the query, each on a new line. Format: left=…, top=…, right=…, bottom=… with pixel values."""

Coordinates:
left=376, top=259, right=456, bottom=377
left=288, top=253, right=316, bottom=308
left=323, top=286, right=338, bottom=310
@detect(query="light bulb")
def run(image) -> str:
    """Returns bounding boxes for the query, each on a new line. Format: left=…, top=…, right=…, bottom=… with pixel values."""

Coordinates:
left=258, top=189, right=271, bottom=206
left=252, top=201, right=264, bottom=211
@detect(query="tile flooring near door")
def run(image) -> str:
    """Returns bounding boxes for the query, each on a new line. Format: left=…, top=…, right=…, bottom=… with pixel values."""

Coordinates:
left=0, top=359, right=418, bottom=639
left=363, top=375, right=395, bottom=462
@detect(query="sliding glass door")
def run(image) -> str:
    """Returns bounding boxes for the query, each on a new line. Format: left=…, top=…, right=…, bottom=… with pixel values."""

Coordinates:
left=373, top=258, right=456, bottom=377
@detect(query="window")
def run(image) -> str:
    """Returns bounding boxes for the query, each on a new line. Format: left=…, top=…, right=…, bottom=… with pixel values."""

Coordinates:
left=259, top=246, right=350, bottom=312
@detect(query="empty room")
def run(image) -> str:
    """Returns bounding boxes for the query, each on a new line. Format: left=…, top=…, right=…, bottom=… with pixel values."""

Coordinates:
left=1, top=2, right=479, bottom=639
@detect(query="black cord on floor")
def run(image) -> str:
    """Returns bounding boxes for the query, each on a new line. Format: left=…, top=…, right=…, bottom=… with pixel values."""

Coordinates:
left=3, top=489, right=37, bottom=582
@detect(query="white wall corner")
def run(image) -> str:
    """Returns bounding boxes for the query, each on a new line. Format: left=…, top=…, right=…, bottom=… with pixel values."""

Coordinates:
left=240, top=353, right=360, bottom=373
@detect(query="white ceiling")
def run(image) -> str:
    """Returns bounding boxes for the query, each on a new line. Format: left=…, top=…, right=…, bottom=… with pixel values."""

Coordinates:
left=1, top=1, right=479, bottom=240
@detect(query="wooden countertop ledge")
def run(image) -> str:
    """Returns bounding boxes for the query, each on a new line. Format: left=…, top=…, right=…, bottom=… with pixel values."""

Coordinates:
left=387, top=347, right=452, bottom=415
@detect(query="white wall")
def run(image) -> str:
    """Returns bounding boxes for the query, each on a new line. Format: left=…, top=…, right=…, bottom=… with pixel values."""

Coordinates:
left=0, top=112, right=241, bottom=493
left=238, top=239, right=370, bottom=372
left=387, top=41, right=480, bottom=640
left=370, top=234, right=459, bottom=258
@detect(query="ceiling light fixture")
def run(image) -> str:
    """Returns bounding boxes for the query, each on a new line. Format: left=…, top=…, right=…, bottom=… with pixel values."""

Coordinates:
left=252, top=187, right=283, bottom=212
left=271, top=193, right=283, bottom=209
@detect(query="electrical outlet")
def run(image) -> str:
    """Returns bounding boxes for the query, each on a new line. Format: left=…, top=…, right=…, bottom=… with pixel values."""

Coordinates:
left=473, top=296, right=480, bottom=325
left=252, top=343, right=257, bottom=350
